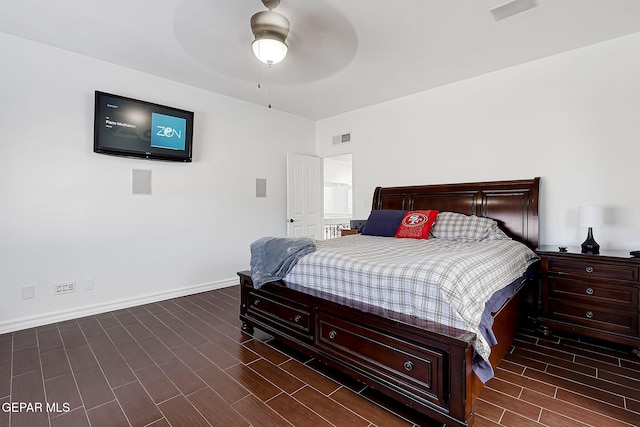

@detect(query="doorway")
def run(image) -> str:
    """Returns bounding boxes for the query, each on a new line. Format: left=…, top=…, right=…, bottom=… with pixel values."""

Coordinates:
left=323, top=154, right=352, bottom=239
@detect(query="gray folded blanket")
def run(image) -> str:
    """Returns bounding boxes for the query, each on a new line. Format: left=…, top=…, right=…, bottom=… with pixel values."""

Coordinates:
left=250, top=236, right=316, bottom=288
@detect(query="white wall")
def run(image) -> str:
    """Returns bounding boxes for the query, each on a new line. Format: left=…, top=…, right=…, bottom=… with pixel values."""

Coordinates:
left=317, top=32, right=640, bottom=251
left=0, top=33, right=315, bottom=332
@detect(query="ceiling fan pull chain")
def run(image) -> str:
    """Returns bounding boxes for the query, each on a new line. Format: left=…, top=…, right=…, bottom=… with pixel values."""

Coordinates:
left=257, top=60, right=262, bottom=89
left=268, top=64, right=272, bottom=109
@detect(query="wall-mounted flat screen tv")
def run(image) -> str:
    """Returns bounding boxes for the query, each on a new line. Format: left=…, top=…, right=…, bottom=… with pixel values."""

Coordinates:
left=94, top=91, right=194, bottom=162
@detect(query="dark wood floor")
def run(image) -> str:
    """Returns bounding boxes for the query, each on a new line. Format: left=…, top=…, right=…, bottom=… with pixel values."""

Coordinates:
left=1, top=285, right=638, bottom=427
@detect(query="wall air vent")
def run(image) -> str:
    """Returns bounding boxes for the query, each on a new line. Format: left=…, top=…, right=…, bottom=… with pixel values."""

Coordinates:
left=332, top=132, right=351, bottom=145
left=490, top=0, right=538, bottom=21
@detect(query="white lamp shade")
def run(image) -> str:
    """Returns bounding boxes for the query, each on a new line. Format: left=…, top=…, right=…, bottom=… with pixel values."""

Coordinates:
left=252, top=38, right=288, bottom=64
left=578, top=206, right=604, bottom=228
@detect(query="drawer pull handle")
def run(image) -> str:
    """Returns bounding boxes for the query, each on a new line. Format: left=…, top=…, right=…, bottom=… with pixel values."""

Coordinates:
left=585, top=266, right=594, bottom=273
left=403, top=361, right=414, bottom=371
left=293, top=315, right=302, bottom=323
left=586, top=311, right=594, bottom=319
left=586, top=287, right=594, bottom=295
left=328, top=330, right=338, bottom=339
left=254, top=299, right=260, bottom=306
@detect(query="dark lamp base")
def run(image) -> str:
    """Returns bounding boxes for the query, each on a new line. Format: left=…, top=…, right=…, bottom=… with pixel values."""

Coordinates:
left=581, top=227, right=600, bottom=254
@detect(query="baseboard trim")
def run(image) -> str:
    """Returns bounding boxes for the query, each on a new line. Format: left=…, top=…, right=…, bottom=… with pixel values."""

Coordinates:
left=0, top=277, right=239, bottom=334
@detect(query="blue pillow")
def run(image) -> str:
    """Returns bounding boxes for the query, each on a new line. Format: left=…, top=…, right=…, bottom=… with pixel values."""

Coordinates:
left=360, top=210, right=406, bottom=237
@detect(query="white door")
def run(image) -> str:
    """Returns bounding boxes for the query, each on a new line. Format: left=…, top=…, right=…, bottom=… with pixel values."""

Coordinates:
left=286, top=153, right=323, bottom=238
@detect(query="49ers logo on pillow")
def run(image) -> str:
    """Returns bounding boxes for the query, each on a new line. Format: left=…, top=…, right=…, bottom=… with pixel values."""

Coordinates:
left=395, top=210, right=439, bottom=239
left=403, top=213, right=428, bottom=226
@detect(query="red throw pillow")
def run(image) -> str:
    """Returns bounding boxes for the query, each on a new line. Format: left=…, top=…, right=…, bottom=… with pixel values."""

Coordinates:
left=394, top=210, right=439, bottom=239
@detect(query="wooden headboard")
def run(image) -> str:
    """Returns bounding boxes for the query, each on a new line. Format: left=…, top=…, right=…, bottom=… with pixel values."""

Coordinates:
left=371, top=177, right=540, bottom=249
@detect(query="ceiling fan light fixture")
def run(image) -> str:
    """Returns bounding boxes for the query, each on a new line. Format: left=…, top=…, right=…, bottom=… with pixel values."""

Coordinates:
left=252, top=37, right=288, bottom=65
left=250, top=9, right=290, bottom=65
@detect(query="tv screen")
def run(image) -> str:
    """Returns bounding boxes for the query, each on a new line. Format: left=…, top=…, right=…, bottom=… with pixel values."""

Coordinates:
left=94, top=91, right=194, bottom=162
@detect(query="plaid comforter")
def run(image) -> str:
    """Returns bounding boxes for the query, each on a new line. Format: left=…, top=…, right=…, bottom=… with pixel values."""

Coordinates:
left=284, top=234, right=539, bottom=361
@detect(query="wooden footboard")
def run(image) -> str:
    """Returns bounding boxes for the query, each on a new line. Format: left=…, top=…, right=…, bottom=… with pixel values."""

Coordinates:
left=238, top=271, right=532, bottom=426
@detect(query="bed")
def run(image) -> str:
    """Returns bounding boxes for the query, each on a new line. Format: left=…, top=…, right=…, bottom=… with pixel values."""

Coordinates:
left=238, top=177, right=540, bottom=427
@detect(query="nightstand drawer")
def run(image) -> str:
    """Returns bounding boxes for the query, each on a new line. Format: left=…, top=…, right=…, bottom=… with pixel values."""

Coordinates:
left=547, top=258, right=639, bottom=282
left=548, top=301, right=638, bottom=335
left=548, top=277, right=638, bottom=309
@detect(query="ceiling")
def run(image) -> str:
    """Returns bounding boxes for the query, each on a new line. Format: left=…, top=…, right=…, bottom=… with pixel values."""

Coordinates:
left=3, top=0, right=640, bottom=120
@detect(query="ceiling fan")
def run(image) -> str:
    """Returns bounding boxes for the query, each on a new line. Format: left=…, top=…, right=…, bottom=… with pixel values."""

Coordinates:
left=173, top=0, right=357, bottom=86
left=250, top=0, right=291, bottom=65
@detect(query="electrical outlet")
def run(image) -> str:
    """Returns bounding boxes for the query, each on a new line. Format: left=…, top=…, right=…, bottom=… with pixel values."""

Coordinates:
left=54, top=281, right=76, bottom=295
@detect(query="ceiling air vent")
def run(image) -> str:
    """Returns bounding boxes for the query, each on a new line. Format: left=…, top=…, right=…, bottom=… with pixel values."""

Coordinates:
left=490, top=0, right=538, bottom=21
left=332, top=132, right=351, bottom=145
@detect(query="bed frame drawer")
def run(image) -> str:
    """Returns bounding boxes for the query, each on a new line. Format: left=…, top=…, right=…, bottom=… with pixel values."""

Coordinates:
left=246, top=291, right=313, bottom=339
left=316, top=312, right=446, bottom=407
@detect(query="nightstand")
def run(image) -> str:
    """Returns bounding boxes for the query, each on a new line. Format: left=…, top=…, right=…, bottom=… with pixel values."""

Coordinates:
left=340, top=229, right=359, bottom=236
left=536, top=246, right=640, bottom=358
